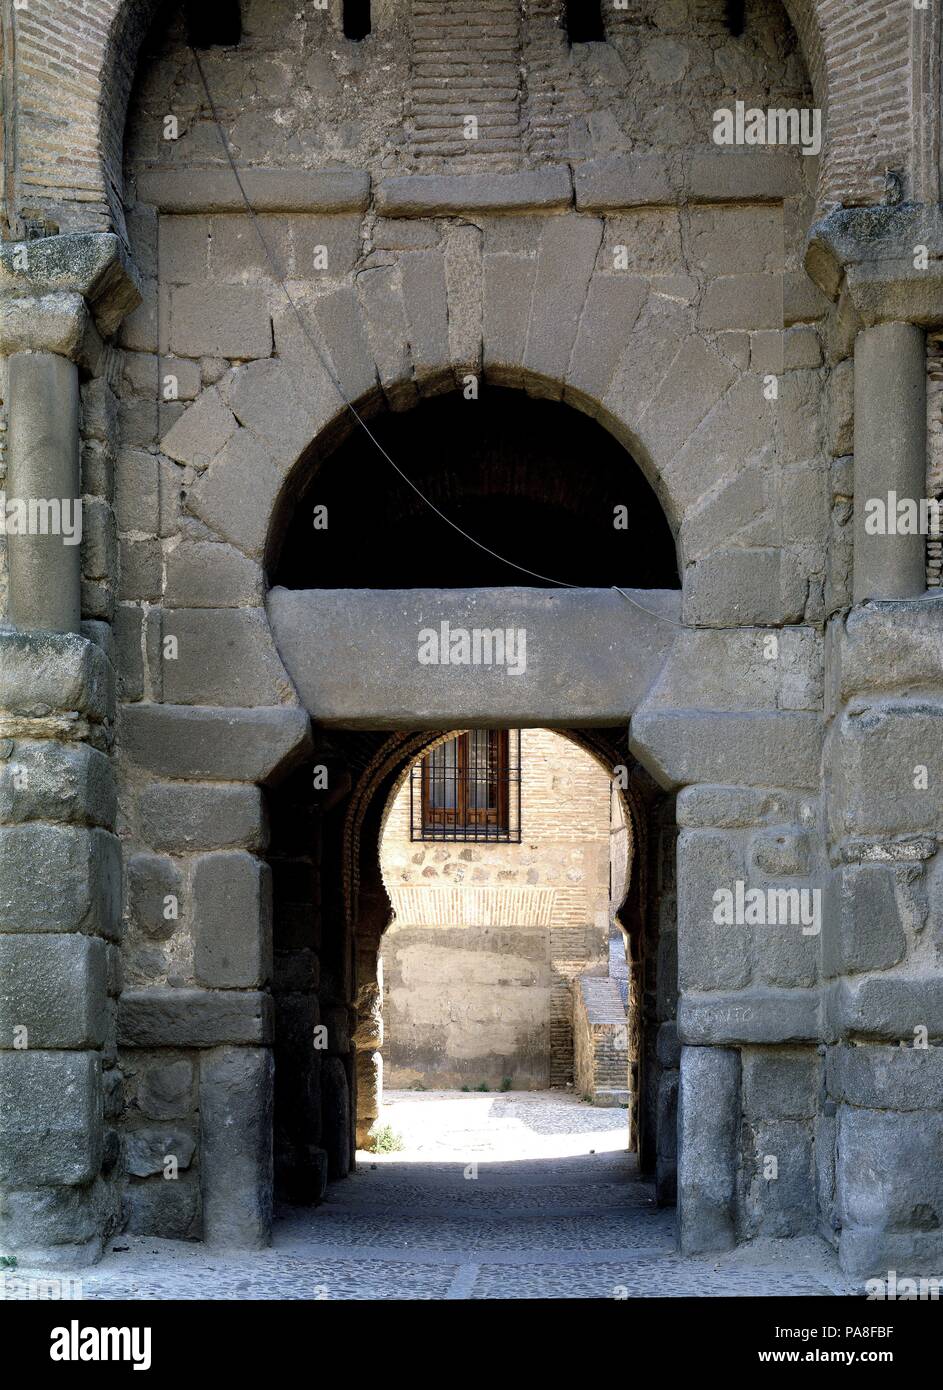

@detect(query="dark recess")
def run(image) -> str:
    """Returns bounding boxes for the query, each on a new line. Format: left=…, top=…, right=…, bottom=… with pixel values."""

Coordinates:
left=566, top=1, right=605, bottom=44
left=725, top=0, right=746, bottom=37
left=271, top=387, right=680, bottom=591
left=184, top=0, right=242, bottom=48
left=344, top=0, right=371, bottom=41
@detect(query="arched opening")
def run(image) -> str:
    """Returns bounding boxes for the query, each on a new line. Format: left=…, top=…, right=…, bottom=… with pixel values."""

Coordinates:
left=269, top=386, right=680, bottom=591
left=264, top=385, right=681, bottom=1218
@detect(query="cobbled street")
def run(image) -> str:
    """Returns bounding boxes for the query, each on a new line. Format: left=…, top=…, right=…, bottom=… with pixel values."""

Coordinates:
left=19, top=1093, right=855, bottom=1301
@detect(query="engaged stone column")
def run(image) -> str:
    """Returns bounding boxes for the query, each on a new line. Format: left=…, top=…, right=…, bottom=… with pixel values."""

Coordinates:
left=7, top=351, right=82, bottom=632
left=853, top=323, right=927, bottom=603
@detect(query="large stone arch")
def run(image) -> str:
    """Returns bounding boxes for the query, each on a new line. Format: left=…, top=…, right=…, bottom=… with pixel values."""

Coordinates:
left=0, top=0, right=920, bottom=241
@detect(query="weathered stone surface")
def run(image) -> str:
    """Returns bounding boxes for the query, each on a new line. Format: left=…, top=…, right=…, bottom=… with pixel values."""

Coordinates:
left=683, top=549, right=800, bottom=627
left=164, top=542, right=264, bottom=609
left=828, top=1044, right=943, bottom=1111
left=523, top=216, right=603, bottom=389
left=0, top=740, right=115, bottom=828
left=834, top=974, right=943, bottom=1041
left=136, top=1059, right=195, bottom=1120
left=0, top=232, right=140, bottom=335
left=161, top=608, right=295, bottom=707
left=0, top=631, right=112, bottom=722
left=837, top=1106, right=943, bottom=1262
left=678, top=1046, right=739, bottom=1253
left=676, top=830, right=751, bottom=992
left=822, top=864, right=908, bottom=977
left=677, top=786, right=802, bottom=830
left=321, top=1055, right=351, bottom=1180
left=192, top=852, right=273, bottom=989
left=0, top=1178, right=114, bottom=1262
left=118, top=989, right=273, bottom=1047
left=125, top=1127, right=195, bottom=1177
left=749, top=830, right=811, bottom=877
left=121, top=704, right=311, bottom=783
left=127, top=853, right=182, bottom=942
left=200, top=1047, right=274, bottom=1248
left=740, top=1117, right=816, bottom=1238
left=161, top=387, right=238, bottom=470
left=832, top=599, right=943, bottom=703
left=684, top=152, right=799, bottom=202
left=679, top=988, right=820, bottom=1045
left=655, top=1069, right=678, bottom=1206
left=170, top=284, right=273, bottom=360
left=853, top=322, right=927, bottom=603
left=646, top=628, right=823, bottom=713
left=741, top=1047, right=818, bottom=1118
left=631, top=710, right=822, bottom=791
left=826, top=358, right=854, bottom=456
left=125, top=1174, right=200, bottom=1239
left=139, top=782, right=266, bottom=852
left=0, top=1051, right=102, bottom=1185
left=185, top=429, right=284, bottom=557
left=376, top=169, right=572, bottom=216
left=828, top=700, right=943, bottom=840
left=574, top=155, right=675, bottom=210
left=0, top=933, right=108, bottom=1049
left=0, top=825, right=121, bottom=938
left=137, top=167, right=369, bottom=213
left=0, top=290, right=87, bottom=356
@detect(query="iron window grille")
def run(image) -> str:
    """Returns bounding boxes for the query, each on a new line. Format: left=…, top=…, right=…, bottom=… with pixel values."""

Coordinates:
left=411, top=730, right=521, bottom=843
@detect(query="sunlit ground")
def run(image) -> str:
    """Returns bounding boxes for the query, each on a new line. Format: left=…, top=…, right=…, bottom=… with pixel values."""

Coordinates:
left=361, top=1089, right=630, bottom=1163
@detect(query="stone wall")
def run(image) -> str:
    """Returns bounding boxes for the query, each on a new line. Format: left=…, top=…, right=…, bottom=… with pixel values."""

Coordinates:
left=380, top=729, right=614, bottom=1090
left=3, top=0, right=943, bottom=1286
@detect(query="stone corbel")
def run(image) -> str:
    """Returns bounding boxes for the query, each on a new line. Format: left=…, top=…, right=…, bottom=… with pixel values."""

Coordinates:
left=805, top=203, right=943, bottom=327
left=0, top=231, right=142, bottom=354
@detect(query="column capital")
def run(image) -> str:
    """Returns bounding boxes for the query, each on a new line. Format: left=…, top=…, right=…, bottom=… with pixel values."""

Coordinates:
left=0, top=232, right=141, bottom=352
left=806, top=203, right=943, bottom=328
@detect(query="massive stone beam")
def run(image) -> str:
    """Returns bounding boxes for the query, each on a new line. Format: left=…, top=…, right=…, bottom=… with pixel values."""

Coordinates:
left=267, top=586, right=681, bottom=729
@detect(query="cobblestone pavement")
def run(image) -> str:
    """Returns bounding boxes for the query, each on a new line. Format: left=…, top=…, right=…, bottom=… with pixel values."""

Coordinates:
left=16, top=1092, right=855, bottom=1300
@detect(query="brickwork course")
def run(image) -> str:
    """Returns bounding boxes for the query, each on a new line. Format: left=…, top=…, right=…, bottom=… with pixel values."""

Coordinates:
left=0, top=0, right=942, bottom=1299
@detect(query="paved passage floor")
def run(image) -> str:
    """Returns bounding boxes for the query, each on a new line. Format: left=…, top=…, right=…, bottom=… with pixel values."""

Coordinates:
left=22, top=1092, right=854, bottom=1300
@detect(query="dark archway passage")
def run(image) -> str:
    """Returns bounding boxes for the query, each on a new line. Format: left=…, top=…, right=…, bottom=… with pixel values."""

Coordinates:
left=263, top=385, right=681, bottom=1215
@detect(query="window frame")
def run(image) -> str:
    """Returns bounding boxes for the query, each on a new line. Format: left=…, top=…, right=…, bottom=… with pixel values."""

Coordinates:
left=412, top=730, right=521, bottom=843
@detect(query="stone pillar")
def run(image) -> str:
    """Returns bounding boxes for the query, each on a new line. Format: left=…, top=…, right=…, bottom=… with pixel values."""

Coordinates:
left=7, top=351, right=81, bottom=632
left=0, top=235, right=139, bottom=1266
left=678, top=1046, right=740, bottom=1255
left=853, top=322, right=927, bottom=603
left=0, top=633, right=120, bottom=1266
left=353, top=944, right=384, bottom=1150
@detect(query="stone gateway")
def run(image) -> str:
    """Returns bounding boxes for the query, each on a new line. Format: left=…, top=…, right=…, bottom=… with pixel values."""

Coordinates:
left=0, top=0, right=942, bottom=1290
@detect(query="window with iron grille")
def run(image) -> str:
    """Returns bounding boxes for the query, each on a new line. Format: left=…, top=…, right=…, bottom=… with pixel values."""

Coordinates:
left=411, top=730, right=521, bottom=842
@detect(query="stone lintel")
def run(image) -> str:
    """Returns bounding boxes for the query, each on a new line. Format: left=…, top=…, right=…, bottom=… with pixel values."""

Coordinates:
left=135, top=166, right=370, bottom=214
left=375, top=168, right=574, bottom=217
left=267, top=585, right=681, bottom=728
